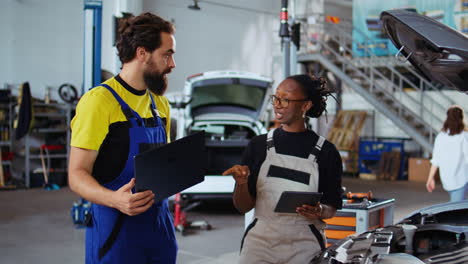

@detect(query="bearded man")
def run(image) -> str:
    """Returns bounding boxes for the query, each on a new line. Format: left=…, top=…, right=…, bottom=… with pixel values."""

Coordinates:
left=68, top=12, right=178, bottom=264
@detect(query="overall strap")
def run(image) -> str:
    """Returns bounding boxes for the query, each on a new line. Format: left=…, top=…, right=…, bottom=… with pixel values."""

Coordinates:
left=98, top=213, right=125, bottom=260
left=148, top=92, right=166, bottom=130
left=101, top=84, right=144, bottom=127
left=266, top=128, right=275, bottom=151
left=310, top=136, right=326, bottom=161
left=96, top=86, right=166, bottom=260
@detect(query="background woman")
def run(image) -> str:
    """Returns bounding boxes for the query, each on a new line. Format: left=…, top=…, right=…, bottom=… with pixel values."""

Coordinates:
left=426, top=105, right=468, bottom=202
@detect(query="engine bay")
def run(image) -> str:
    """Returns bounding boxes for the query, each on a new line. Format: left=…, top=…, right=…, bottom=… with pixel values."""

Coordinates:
left=190, top=124, right=257, bottom=175
left=313, top=207, right=468, bottom=264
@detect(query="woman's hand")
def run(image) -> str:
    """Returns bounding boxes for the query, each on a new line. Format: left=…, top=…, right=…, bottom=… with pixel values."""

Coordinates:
left=296, top=203, right=323, bottom=220
left=224, top=165, right=254, bottom=213
left=426, top=165, right=438, bottom=193
left=426, top=178, right=435, bottom=192
left=223, top=165, right=250, bottom=185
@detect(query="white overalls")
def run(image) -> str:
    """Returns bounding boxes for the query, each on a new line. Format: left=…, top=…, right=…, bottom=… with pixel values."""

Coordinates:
left=239, top=128, right=326, bottom=264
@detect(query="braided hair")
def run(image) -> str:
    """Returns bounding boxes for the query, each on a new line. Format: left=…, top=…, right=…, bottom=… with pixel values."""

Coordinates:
left=286, top=74, right=334, bottom=118
left=116, top=12, right=175, bottom=64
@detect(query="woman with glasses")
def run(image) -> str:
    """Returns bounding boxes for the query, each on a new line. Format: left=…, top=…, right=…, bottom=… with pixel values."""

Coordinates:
left=426, top=105, right=468, bottom=202
left=223, top=74, right=343, bottom=263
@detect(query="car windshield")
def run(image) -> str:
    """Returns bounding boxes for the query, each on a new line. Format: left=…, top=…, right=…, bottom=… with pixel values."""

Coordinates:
left=191, top=83, right=267, bottom=111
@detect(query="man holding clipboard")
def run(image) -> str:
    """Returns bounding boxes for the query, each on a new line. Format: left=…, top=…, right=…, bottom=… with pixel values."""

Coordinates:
left=224, top=75, right=343, bottom=263
left=68, top=13, right=179, bottom=264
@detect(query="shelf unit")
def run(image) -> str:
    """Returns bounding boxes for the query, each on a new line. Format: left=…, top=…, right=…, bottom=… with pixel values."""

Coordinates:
left=23, top=103, right=74, bottom=188
left=0, top=101, right=14, bottom=186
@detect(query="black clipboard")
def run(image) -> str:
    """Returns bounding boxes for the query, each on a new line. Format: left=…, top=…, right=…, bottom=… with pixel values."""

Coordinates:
left=274, top=191, right=323, bottom=213
left=134, top=131, right=206, bottom=203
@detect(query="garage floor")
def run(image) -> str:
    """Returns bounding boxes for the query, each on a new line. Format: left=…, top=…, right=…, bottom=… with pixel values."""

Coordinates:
left=0, top=177, right=449, bottom=264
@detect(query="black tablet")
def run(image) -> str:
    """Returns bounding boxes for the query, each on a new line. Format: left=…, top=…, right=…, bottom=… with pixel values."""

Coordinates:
left=274, top=191, right=323, bottom=213
left=134, top=131, right=206, bottom=203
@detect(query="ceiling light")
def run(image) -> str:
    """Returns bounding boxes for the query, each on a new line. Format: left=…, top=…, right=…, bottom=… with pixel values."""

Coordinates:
left=188, top=0, right=201, bottom=10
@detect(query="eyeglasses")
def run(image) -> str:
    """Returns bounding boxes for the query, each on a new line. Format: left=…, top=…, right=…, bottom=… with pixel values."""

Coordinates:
left=269, top=95, right=309, bottom=107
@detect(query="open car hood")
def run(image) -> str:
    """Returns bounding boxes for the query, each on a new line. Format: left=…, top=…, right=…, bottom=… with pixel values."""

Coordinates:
left=381, top=9, right=468, bottom=92
left=398, top=200, right=468, bottom=225
left=185, top=71, right=273, bottom=121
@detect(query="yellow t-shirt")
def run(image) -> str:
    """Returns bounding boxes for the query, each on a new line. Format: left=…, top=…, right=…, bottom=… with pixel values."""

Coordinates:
left=70, top=76, right=171, bottom=184
left=71, top=76, right=171, bottom=150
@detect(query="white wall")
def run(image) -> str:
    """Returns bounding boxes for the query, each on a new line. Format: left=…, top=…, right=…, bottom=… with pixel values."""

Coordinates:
left=0, top=1, right=13, bottom=85
left=324, top=0, right=352, bottom=21
left=143, top=0, right=282, bottom=92
left=0, top=0, right=285, bottom=99
left=0, top=0, right=83, bottom=100
left=101, top=0, right=143, bottom=76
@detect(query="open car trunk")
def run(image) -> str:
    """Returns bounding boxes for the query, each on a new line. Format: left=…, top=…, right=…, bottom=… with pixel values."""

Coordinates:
left=190, top=124, right=257, bottom=175
left=186, top=71, right=271, bottom=177
left=181, top=71, right=272, bottom=196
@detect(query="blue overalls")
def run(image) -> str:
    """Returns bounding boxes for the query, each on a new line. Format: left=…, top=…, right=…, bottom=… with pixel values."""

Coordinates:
left=85, top=84, right=177, bottom=264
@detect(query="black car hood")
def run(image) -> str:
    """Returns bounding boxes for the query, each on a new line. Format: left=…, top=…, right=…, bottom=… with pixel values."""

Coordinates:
left=312, top=201, right=468, bottom=264
left=381, top=9, right=468, bottom=92
left=398, top=200, right=468, bottom=225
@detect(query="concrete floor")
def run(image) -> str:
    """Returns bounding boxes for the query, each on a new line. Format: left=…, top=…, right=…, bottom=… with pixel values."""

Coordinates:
left=0, top=177, right=450, bottom=264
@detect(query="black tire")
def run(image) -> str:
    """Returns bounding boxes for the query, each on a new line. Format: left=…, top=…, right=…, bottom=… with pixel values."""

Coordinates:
left=58, top=83, right=78, bottom=103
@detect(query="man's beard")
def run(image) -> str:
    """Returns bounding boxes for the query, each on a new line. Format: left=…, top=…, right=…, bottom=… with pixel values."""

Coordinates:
left=143, top=69, right=168, bottom=96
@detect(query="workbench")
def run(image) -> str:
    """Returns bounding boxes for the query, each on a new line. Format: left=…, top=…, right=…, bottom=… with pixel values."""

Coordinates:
left=244, top=197, right=395, bottom=247
left=324, top=198, right=395, bottom=246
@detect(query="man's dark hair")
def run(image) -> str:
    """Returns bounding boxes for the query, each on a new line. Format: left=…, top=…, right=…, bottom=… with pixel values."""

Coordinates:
left=116, top=12, right=174, bottom=64
left=442, top=106, right=466, bottom=135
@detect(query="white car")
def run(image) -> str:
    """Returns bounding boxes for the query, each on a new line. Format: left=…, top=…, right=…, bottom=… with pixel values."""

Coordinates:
left=177, top=70, right=273, bottom=200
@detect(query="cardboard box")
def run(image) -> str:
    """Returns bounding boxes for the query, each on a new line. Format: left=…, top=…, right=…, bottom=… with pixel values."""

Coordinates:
left=408, top=158, right=431, bottom=182
left=359, top=173, right=377, bottom=180
left=339, top=150, right=358, bottom=173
